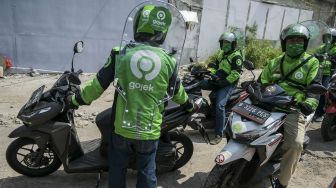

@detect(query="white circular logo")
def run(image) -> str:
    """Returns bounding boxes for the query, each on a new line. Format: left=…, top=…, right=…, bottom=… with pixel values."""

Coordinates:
left=130, top=50, right=161, bottom=81
left=157, top=11, right=166, bottom=21
left=294, top=71, right=304, bottom=80
left=236, top=59, right=242, bottom=66
left=142, top=10, right=150, bottom=18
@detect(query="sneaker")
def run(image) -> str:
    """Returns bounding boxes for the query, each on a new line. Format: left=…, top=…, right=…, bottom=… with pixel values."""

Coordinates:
left=210, top=135, right=222, bottom=145
left=314, top=116, right=324, bottom=122
left=274, top=179, right=287, bottom=188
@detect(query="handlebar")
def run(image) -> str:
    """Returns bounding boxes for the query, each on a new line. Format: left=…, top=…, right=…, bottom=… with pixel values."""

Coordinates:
left=76, top=69, right=83, bottom=75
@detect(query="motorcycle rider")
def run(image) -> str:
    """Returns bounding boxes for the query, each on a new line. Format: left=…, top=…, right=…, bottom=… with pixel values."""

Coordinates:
left=68, top=4, right=194, bottom=188
left=260, top=24, right=321, bottom=188
left=313, top=28, right=336, bottom=122
left=200, top=31, right=243, bottom=145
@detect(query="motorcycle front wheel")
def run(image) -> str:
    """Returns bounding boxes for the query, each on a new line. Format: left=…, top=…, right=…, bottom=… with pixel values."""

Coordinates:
left=6, top=138, right=62, bottom=177
left=321, top=114, right=336, bottom=141
left=203, top=159, right=245, bottom=188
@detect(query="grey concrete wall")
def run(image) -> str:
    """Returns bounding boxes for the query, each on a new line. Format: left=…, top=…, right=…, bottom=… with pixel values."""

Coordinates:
left=173, top=0, right=203, bottom=63
left=196, top=0, right=315, bottom=61
left=0, top=0, right=169, bottom=72
left=260, top=0, right=336, bottom=26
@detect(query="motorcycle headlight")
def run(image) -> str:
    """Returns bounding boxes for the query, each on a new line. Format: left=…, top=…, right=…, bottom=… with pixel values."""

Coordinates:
left=230, top=119, right=281, bottom=143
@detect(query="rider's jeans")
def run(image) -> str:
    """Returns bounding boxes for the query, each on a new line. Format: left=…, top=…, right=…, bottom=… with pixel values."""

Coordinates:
left=199, top=80, right=235, bottom=136
left=279, top=112, right=306, bottom=186
left=109, top=133, right=159, bottom=188
left=315, top=75, right=330, bottom=118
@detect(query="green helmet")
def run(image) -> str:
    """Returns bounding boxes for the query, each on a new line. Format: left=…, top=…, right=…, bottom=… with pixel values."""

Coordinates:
left=218, top=32, right=237, bottom=51
left=280, top=24, right=310, bottom=51
left=133, top=5, right=172, bottom=45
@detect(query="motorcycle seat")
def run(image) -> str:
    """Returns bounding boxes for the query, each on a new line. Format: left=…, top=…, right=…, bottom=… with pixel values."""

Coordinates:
left=164, top=105, right=182, bottom=115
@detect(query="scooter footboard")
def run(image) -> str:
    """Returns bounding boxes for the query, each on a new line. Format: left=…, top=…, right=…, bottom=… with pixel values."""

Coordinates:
left=215, top=140, right=256, bottom=165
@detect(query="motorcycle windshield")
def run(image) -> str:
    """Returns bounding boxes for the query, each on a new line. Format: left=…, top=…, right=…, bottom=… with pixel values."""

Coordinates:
left=301, top=20, right=331, bottom=53
left=113, top=1, right=187, bottom=132
left=226, top=27, right=245, bottom=60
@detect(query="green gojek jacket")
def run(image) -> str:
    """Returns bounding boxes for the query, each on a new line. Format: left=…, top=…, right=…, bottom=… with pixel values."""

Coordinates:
left=72, top=44, right=190, bottom=140
left=315, top=43, right=336, bottom=76
left=260, top=52, right=321, bottom=110
left=208, top=50, right=243, bottom=85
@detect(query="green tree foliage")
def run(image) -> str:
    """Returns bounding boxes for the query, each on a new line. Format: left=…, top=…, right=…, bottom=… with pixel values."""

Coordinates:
left=245, top=23, right=282, bottom=68
left=202, top=23, right=282, bottom=69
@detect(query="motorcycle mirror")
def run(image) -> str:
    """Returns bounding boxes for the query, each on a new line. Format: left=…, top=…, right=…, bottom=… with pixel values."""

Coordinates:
left=306, top=84, right=327, bottom=95
left=330, top=73, right=336, bottom=83
left=71, top=41, right=84, bottom=72
left=243, top=60, right=255, bottom=71
left=73, top=41, right=84, bottom=54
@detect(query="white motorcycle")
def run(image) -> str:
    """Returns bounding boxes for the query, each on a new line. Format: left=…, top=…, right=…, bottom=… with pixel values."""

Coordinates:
left=203, top=19, right=331, bottom=188
left=202, top=62, right=326, bottom=188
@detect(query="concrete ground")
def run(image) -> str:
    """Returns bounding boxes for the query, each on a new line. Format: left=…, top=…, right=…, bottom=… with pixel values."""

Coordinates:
left=0, top=73, right=335, bottom=188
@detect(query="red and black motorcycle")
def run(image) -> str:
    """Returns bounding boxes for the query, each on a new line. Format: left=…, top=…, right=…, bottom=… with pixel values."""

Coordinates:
left=321, top=74, right=336, bottom=141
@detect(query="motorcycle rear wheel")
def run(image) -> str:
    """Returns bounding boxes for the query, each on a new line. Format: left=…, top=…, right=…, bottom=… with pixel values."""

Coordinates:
left=6, top=138, right=61, bottom=177
left=169, top=131, right=194, bottom=171
left=321, top=114, right=336, bottom=141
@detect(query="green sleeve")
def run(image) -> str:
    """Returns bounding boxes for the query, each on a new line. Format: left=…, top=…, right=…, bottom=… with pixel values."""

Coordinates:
left=172, top=83, right=189, bottom=105
left=73, top=76, right=105, bottom=105
left=315, top=45, right=325, bottom=54
left=304, top=58, right=321, bottom=110
left=226, top=70, right=241, bottom=83
left=72, top=48, right=118, bottom=106
left=329, top=45, right=336, bottom=56
left=260, top=61, right=273, bottom=84
left=225, top=54, right=243, bottom=83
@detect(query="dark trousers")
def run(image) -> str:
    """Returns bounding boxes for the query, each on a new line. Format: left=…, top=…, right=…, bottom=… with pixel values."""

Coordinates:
left=109, top=133, right=159, bottom=188
left=315, top=75, right=331, bottom=118
left=199, top=80, right=234, bottom=136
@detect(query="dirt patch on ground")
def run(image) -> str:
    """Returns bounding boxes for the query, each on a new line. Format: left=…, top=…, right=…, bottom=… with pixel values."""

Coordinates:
left=0, top=70, right=335, bottom=188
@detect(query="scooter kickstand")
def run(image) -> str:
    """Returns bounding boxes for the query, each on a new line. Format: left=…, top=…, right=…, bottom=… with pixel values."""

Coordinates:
left=95, top=170, right=103, bottom=188
left=270, top=176, right=276, bottom=188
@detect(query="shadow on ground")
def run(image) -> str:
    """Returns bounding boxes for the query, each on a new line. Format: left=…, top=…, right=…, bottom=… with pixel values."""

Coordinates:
left=306, top=123, right=336, bottom=157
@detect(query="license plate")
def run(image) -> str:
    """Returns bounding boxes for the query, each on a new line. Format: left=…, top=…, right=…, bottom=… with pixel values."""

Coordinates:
left=24, top=85, right=45, bottom=109
left=232, top=102, right=271, bottom=124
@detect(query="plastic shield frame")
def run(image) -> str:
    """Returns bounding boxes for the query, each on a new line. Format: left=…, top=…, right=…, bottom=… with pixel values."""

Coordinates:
left=229, top=27, right=245, bottom=60
left=115, top=0, right=186, bottom=102
left=300, top=20, right=331, bottom=53
left=112, top=1, right=187, bottom=134
left=228, top=27, right=245, bottom=50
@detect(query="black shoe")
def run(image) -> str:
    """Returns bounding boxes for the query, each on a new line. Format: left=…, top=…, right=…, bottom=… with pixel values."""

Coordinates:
left=210, top=135, right=222, bottom=145
left=274, top=179, right=287, bottom=188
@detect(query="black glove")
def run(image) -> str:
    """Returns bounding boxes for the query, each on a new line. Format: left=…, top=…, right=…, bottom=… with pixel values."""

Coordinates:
left=207, top=62, right=217, bottom=69
left=314, top=54, right=324, bottom=62
left=298, top=102, right=314, bottom=116
left=65, top=94, right=79, bottom=110
left=181, top=98, right=197, bottom=113
left=330, top=55, right=336, bottom=64
left=215, top=69, right=226, bottom=79
left=210, top=74, right=220, bottom=81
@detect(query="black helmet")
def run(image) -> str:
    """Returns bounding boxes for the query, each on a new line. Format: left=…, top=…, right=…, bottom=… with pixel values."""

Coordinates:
left=324, top=28, right=336, bottom=44
left=280, top=24, right=310, bottom=52
left=218, top=32, right=237, bottom=52
left=133, top=5, right=172, bottom=45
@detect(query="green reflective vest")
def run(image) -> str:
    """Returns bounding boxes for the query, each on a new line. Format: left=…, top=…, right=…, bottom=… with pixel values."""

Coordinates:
left=260, top=52, right=320, bottom=109
left=208, top=50, right=243, bottom=84
left=315, top=43, right=336, bottom=76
